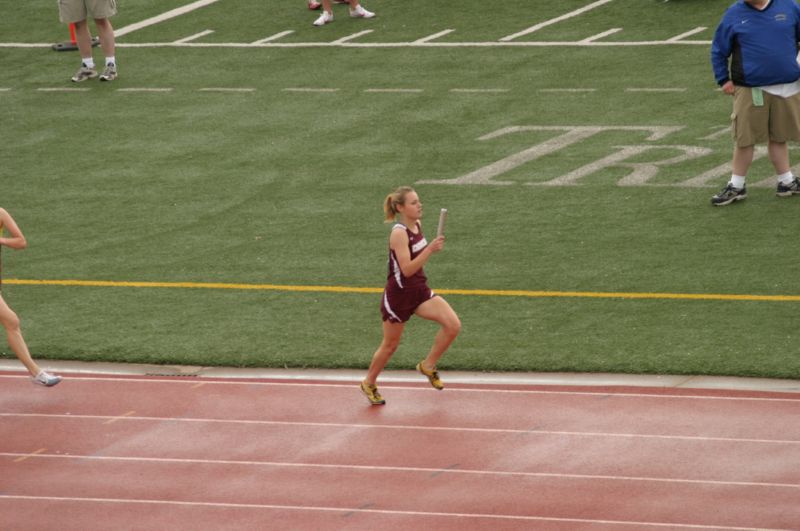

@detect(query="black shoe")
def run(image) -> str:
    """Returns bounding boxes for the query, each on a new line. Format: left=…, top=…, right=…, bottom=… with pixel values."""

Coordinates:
left=711, top=183, right=747, bottom=206
left=776, top=177, right=800, bottom=197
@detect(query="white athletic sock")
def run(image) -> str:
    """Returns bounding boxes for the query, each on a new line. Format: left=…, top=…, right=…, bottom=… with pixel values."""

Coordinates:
left=82, top=58, right=95, bottom=69
left=105, top=56, right=116, bottom=66
left=777, top=171, right=794, bottom=185
left=730, top=175, right=746, bottom=189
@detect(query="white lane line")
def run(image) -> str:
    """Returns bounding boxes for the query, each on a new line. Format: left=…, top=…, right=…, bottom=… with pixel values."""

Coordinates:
left=0, top=495, right=779, bottom=529
left=364, top=88, right=423, bottom=93
left=198, top=88, right=256, bottom=92
left=3, top=413, right=798, bottom=444
left=667, top=27, right=707, bottom=42
left=174, top=29, right=214, bottom=44
left=413, top=29, right=455, bottom=44
left=500, top=0, right=616, bottom=42
left=580, top=28, right=622, bottom=43
left=115, top=0, right=222, bottom=38
left=11, top=448, right=47, bottom=463
left=0, top=88, right=11, bottom=92
left=103, top=411, right=136, bottom=425
left=282, top=87, right=339, bottom=93
left=251, top=30, right=294, bottom=44
left=4, top=452, right=797, bottom=490
left=450, top=88, right=510, bottom=93
left=1, top=374, right=797, bottom=402
left=36, top=87, right=91, bottom=92
left=332, top=30, right=373, bottom=44
left=116, top=88, right=174, bottom=92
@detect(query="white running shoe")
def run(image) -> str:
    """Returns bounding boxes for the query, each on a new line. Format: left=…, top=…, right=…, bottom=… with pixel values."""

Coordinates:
left=313, top=11, right=334, bottom=25
left=308, top=0, right=321, bottom=9
left=349, top=4, right=375, bottom=18
left=33, top=370, right=62, bottom=387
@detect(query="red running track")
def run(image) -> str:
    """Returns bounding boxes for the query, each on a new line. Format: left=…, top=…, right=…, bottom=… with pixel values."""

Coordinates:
left=1, top=371, right=799, bottom=530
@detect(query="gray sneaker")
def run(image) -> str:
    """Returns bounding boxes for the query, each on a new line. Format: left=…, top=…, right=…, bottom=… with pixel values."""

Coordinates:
left=99, top=63, right=117, bottom=82
left=71, top=65, right=98, bottom=83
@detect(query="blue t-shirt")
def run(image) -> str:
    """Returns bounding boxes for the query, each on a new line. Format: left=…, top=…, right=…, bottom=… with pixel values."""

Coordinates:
left=711, top=0, right=800, bottom=87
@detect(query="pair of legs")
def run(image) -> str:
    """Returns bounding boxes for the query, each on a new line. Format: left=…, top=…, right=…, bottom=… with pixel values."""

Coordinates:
left=732, top=141, right=790, bottom=177
left=313, top=0, right=373, bottom=24
left=0, top=294, right=42, bottom=377
left=320, top=0, right=363, bottom=12
left=365, top=296, right=461, bottom=386
left=73, top=18, right=115, bottom=63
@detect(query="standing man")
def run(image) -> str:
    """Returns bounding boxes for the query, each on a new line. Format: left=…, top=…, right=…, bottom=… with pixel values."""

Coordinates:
left=710, top=0, right=800, bottom=206
left=59, top=0, right=118, bottom=83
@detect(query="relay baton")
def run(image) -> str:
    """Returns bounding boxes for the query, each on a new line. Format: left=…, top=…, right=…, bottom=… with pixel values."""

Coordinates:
left=437, top=208, right=447, bottom=238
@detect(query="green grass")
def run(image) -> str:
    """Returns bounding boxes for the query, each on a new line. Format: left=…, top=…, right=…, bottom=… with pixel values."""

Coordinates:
left=1, top=0, right=799, bottom=379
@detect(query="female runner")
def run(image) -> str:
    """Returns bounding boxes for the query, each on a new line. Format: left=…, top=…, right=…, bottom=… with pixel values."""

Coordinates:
left=0, top=208, right=61, bottom=386
left=360, top=187, right=460, bottom=405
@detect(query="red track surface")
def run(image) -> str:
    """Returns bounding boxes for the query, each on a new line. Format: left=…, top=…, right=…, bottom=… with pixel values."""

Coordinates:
left=1, top=371, right=799, bottom=530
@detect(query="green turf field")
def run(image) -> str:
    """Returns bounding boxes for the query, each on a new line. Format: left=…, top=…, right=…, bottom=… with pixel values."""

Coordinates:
left=2, top=0, right=799, bottom=379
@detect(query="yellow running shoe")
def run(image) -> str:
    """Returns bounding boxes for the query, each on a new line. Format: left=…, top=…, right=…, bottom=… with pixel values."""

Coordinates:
left=360, top=380, right=386, bottom=405
left=416, top=362, right=444, bottom=390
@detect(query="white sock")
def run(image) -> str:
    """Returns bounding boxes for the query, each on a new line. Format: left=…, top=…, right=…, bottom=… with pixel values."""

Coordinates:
left=777, top=171, right=794, bottom=185
left=82, top=57, right=95, bottom=69
left=105, top=56, right=116, bottom=66
left=730, top=174, right=746, bottom=189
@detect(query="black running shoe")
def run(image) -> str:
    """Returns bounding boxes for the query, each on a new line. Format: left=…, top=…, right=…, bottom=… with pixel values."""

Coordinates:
left=776, top=177, right=800, bottom=197
left=711, top=183, right=747, bottom=206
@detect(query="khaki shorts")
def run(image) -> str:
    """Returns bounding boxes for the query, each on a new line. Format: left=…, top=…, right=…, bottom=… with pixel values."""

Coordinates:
left=731, top=86, right=800, bottom=147
left=58, top=0, right=117, bottom=24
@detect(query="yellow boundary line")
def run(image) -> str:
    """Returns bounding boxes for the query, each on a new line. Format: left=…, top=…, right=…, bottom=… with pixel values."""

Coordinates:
left=4, top=278, right=800, bottom=302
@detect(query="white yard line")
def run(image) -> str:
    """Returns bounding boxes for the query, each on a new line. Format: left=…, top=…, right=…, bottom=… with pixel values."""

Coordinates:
left=331, top=30, right=374, bottom=44
left=1, top=39, right=715, bottom=49
left=625, top=88, right=687, bottom=93
left=36, top=87, right=91, bottom=92
left=667, top=27, right=707, bottom=42
left=198, top=88, right=256, bottom=92
left=450, top=88, right=510, bottom=93
left=251, top=30, right=294, bottom=45
left=539, top=88, right=597, bottom=93
left=282, top=87, right=339, bottom=92
left=174, top=29, right=214, bottom=44
left=364, top=88, right=423, bottom=93
left=132, top=40, right=710, bottom=48
left=116, top=88, right=174, bottom=92
left=580, top=28, right=622, bottom=43
left=114, top=0, right=222, bottom=38
left=500, top=0, right=616, bottom=42
left=413, top=29, right=455, bottom=44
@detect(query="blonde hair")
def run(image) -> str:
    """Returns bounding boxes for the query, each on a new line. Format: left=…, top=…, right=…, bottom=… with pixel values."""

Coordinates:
left=383, top=186, right=415, bottom=222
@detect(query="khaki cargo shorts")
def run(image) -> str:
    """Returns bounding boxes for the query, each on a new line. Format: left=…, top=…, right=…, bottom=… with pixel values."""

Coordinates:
left=731, top=86, right=800, bottom=147
left=58, top=0, right=117, bottom=24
